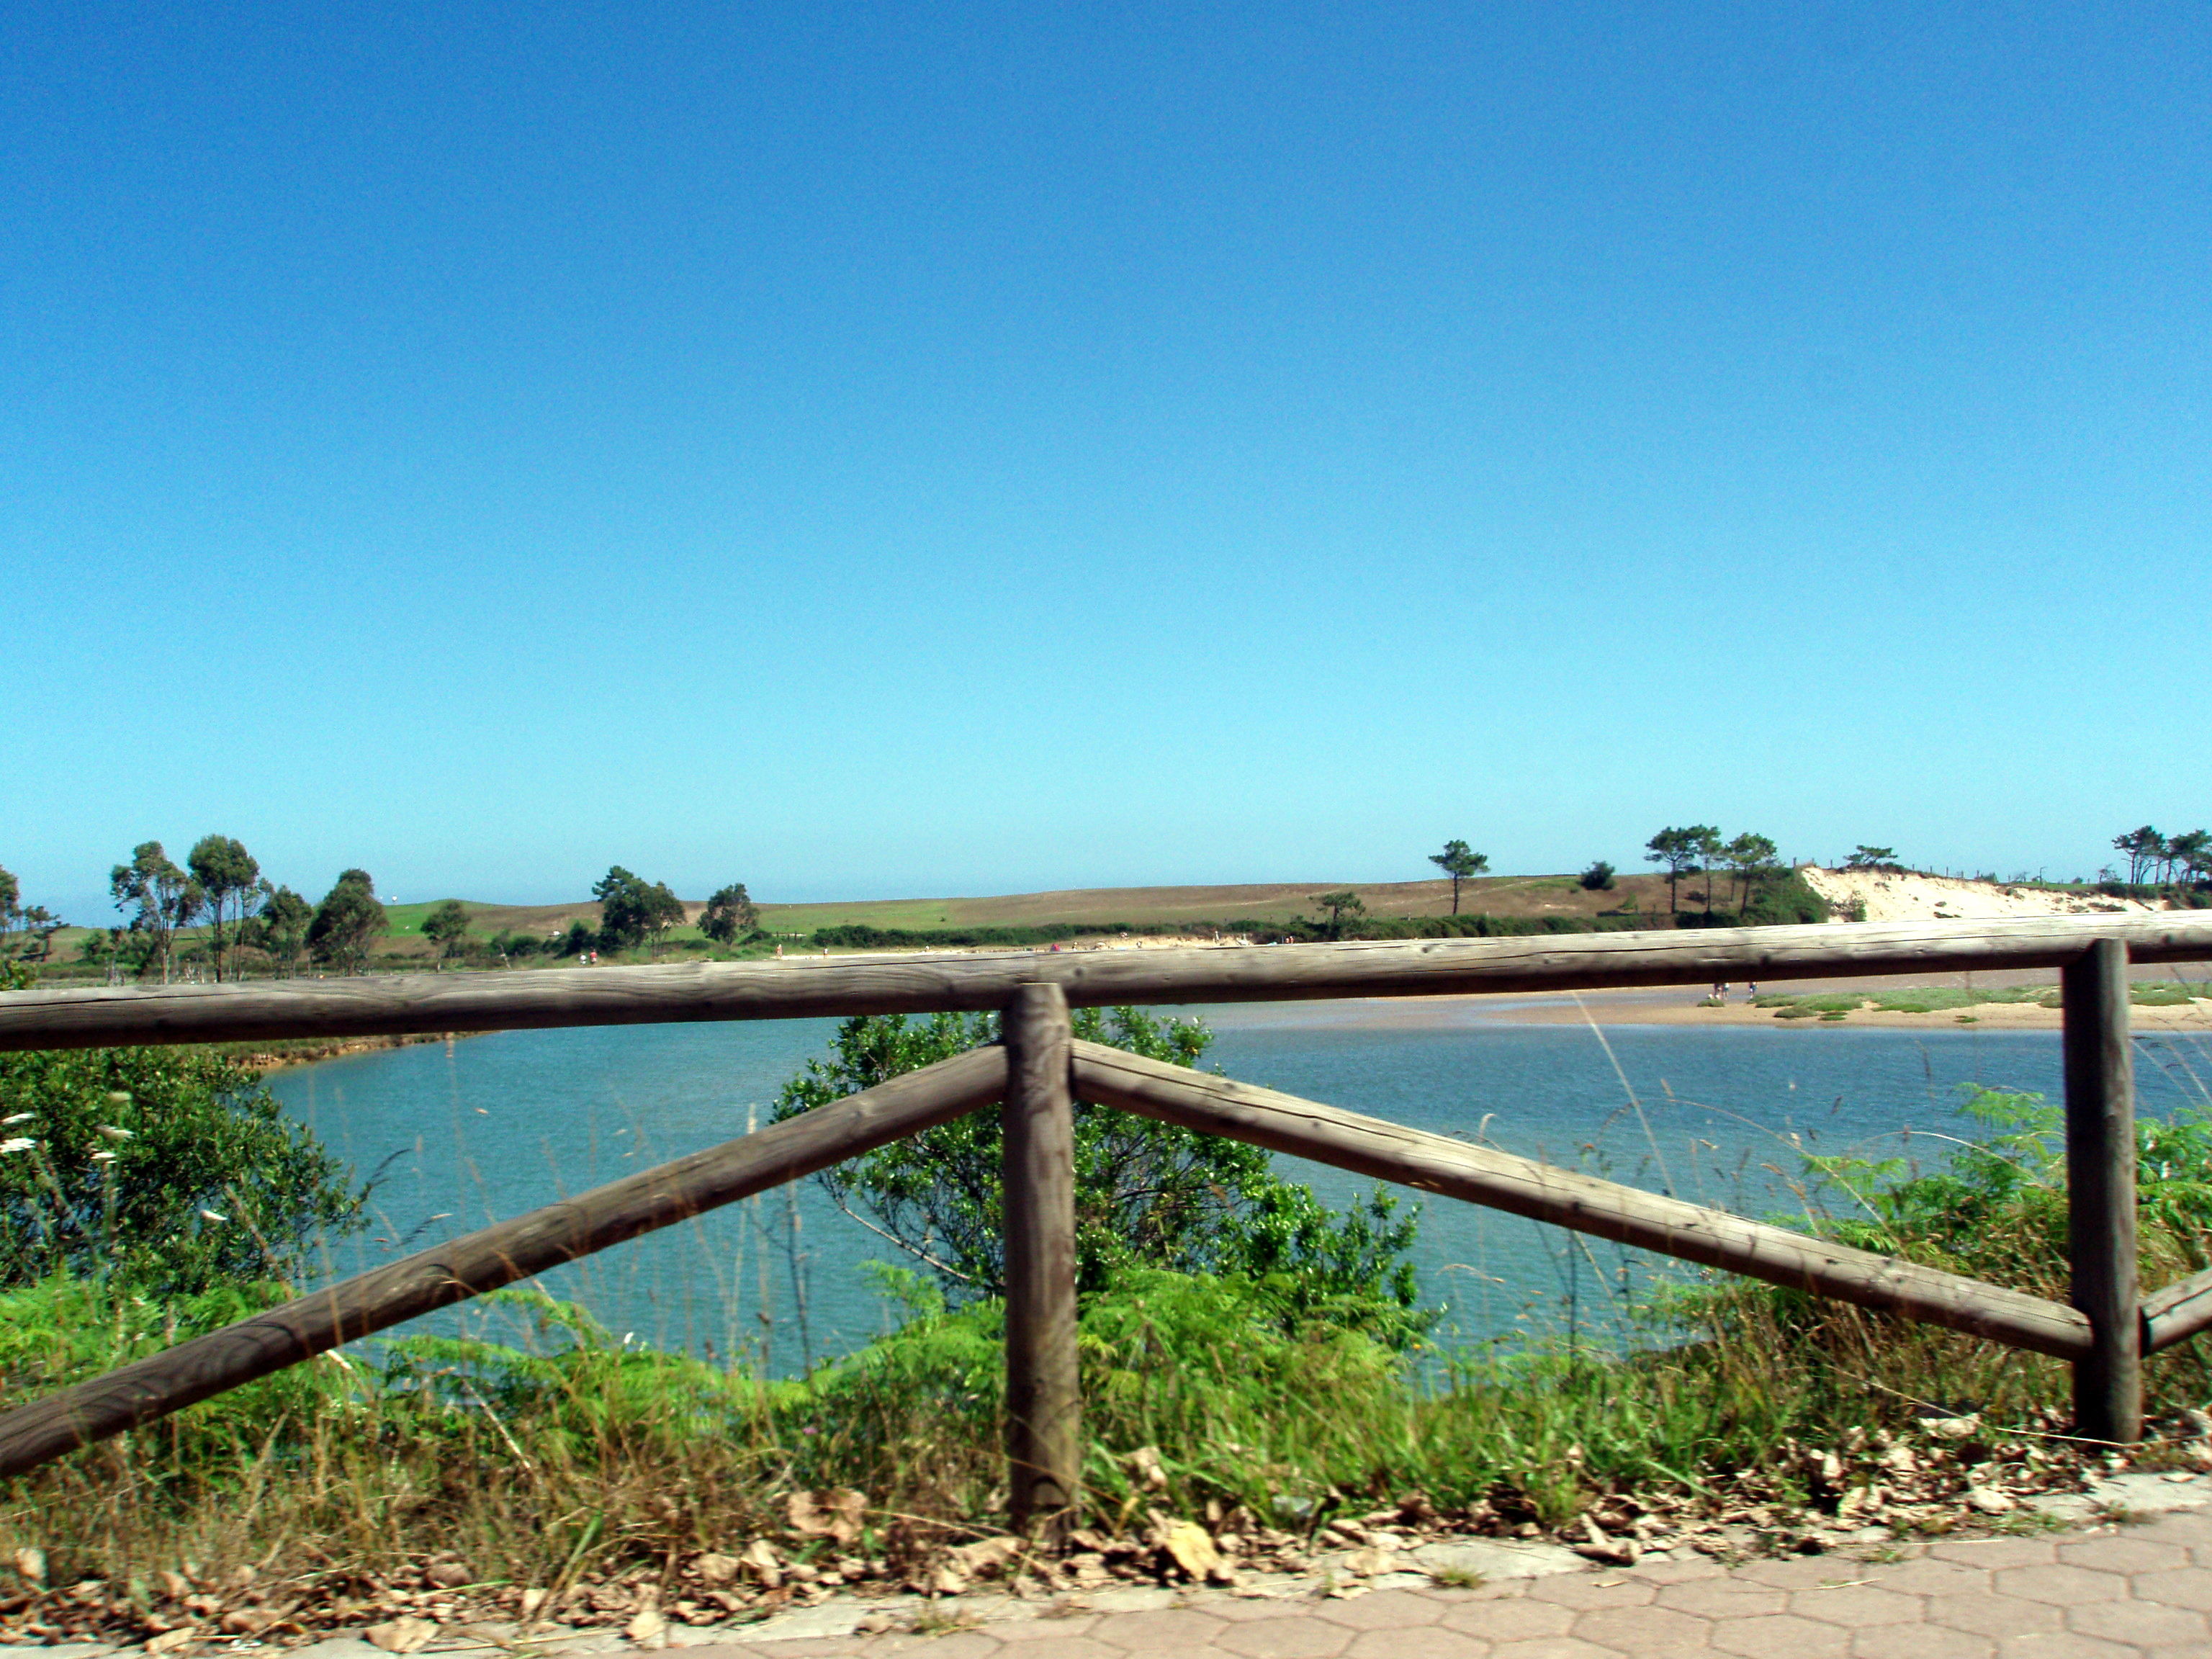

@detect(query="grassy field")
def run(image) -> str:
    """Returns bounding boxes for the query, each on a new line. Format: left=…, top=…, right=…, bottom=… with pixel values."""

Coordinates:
left=38, top=871, right=1684, bottom=971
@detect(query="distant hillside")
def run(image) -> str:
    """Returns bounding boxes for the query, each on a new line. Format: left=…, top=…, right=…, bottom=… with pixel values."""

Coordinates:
left=372, top=871, right=1673, bottom=955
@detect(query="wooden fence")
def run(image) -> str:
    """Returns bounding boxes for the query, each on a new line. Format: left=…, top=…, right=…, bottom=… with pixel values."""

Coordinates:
left=1, top=912, right=2210, bottom=1529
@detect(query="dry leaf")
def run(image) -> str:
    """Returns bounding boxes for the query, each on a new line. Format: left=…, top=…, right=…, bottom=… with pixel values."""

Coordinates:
left=1342, top=1545, right=1395, bottom=1578
left=625, top=1594, right=667, bottom=1649
left=948, top=1536, right=1023, bottom=1581
left=12, top=1548, right=45, bottom=1588
left=691, top=1553, right=739, bottom=1587
left=1160, top=1520, right=1222, bottom=1582
left=786, top=1488, right=867, bottom=1545
left=1125, top=1446, right=1169, bottom=1491
left=364, top=1616, right=439, bottom=1653
left=145, top=1630, right=199, bottom=1655
left=518, top=1588, right=550, bottom=1621
left=739, top=1539, right=783, bottom=1591
left=1966, top=1485, right=2015, bottom=1514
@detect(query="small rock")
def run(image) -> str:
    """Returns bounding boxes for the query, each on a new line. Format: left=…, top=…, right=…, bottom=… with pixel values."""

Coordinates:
left=1966, top=1486, right=2015, bottom=1514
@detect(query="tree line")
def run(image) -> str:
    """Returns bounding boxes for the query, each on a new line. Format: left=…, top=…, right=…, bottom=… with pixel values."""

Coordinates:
left=2113, top=826, right=2212, bottom=889
left=96, top=840, right=385, bottom=982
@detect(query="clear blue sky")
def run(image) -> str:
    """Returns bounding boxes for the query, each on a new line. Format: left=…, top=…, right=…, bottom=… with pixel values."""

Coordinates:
left=8, top=1, right=2208, bottom=917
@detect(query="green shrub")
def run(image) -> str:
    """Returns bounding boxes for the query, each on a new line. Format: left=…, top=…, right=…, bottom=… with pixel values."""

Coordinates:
left=773, top=1010, right=1428, bottom=1343
left=0, top=1046, right=367, bottom=1295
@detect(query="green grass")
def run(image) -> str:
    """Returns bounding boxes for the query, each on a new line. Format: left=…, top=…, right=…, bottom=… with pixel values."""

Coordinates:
left=1754, top=981, right=2200, bottom=1019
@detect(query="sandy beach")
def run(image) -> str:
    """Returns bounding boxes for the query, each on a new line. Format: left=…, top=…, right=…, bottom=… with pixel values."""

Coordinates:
left=1201, top=969, right=2212, bottom=1034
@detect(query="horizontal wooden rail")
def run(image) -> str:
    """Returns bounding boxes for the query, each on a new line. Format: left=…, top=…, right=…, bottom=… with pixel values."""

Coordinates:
left=3, top=914, right=2209, bottom=1053
left=0, top=1046, right=1007, bottom=1480
left=1071, top=1041, right=2095, bottom=1359
left=2143, top=1267, right=2212, bottom=1354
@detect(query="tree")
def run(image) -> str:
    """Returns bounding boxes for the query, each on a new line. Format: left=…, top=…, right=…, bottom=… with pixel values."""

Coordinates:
left=186, top=835, right=261, bottom=982
left=698, top=882, right=760, bottom=945
left=1579, top=860, right=1617, bottom=891
left=1426, top=841, right=1489, bottom=914
left=1644, top=827, right=1700, bottom=914
left=1310, top=889, right=1366, bottom=940
left=1724, top=832, right=1779, bottom=914
left=306, top=869, right=386, bottom=974
left=110, top=842, right=203, bottom=984
left=0, top=1042, right=366, bottom=1295
left=421, top=899, right=473, bottom=967
left=2172, top=830, right=2212, bottom=888
left=771, top=1008, right=1426, bottom=1343
left=2113, top=827, right=2164, bottom=886
left=592, top=866, right=686, bottom=956
left=1845, top=845, right=1898, bottom=872
left=0, top=871, right=55, bottom=963
left=1689, top=825, right=1723, bottom=912
left=250, top=884, right=313, bottom=977
left=562, top=920, right=597, bottom=958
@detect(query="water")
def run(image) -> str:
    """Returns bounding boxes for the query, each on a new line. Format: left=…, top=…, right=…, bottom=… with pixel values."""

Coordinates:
left=264, top=1003, right=2211, bottom=1370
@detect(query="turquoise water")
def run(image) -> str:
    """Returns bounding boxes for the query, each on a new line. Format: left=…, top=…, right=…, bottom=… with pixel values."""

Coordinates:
left=264, top=1004, right=2211, bottom=1371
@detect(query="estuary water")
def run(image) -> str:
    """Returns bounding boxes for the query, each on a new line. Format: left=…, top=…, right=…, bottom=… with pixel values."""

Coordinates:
left=264, top=1002, right=2211, bottom=1372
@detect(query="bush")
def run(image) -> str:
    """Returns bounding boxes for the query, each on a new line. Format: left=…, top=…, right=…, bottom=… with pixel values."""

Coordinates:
left=1580, top=861, right=1617, bottom=891
left=0, top=1046, right=367, bottom=1295
left=772, top=1009, right=1429, bottom=1344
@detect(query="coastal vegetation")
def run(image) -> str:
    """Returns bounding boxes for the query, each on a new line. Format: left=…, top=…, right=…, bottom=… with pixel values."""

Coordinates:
left=6, top=810, right=2208, bottom=984
left=6, top=1016, right=2212, bottom=1640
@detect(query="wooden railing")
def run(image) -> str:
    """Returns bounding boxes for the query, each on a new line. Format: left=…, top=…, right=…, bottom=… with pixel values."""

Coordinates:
left=2, top=912, right=2210, bottom=1527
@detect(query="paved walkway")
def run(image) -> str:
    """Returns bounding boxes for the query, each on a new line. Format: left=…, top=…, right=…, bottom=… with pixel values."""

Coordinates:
left=673, top=1508, right=2212, bottom=1659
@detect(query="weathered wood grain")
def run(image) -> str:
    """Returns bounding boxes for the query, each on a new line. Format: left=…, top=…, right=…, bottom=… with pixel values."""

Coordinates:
left=1001, top=984, right=1080, bottom=1536
left=2064, top=938, right=2142, bottom=1442
left=1070, top=1041, right=2094, bottom=1359
left=2144, top=1266, right=2212, bottom=1353
left=4, top=914, right=2208, bottom=1052
left=0, top=1046, right=1007, bottom=1480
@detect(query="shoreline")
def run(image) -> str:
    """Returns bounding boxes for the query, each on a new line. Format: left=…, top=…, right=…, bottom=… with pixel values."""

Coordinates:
left=1201, top=980, right=2212, bottom=1034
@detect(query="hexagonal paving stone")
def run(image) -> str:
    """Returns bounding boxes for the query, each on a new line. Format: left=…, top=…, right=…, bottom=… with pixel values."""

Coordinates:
left=1987, top=1633, right=2136, bottom=1659
left=1989, top=1565, right=2127, bottom=1606
left=1310, top=1591, right=1447, bottom=1630
left=1569, top=1605, right=1711, bottom=1655
left=1345, top=1629, right=1495, bottom=1659
left=1653, top=1580, right=1791, bottom=1620
left=970, top=1642, right=1122, bottom=1659
left=2132, top=1565, right=2212, bottom=1609
left=2065, top=1596, right=2211, bottom=1647
left=1853, top=1557, right=1988, bottom=1596
left=1709, top=1612, right=1851, bottom=1659
left=2054, top=1532, right=2193, bottom=1573
left=1214, top=1615, right=1357, bottom=1659
left=1627, top=1558, right=1725, bottom=1586
left=1485, top=1640, right=1622, bottom=1659
left=1920, top=1591, right=2065, bottom=1640
left=2133, top=1509, right=2212, bottom=1547
left=1849, top=1624, right=1992, bottom=1659
left=1927, top=1539, right=2059, bottom=1570
left=1787, top=1584, right=1921, bottom=1629
left=1522, top=1576, right=1657, bottom=1611
left=1733, top=1557, right=1870, bottom=1591
left=995, top=1617, right=1103, bottom=1642
left=1437, top=1601, right=1576, bottom=1642
left=1086, top=1608, right=1231, bottom=1650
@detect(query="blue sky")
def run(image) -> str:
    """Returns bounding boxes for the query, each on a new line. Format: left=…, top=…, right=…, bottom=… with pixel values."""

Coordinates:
left=7, top=1, right=2208, bottom=916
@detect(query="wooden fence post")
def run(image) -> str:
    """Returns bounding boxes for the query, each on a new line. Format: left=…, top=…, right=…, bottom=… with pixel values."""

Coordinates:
left=1002, top=982, right=1081, bottom=1535
left=2064, top=937, right=2141, bottom=1443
